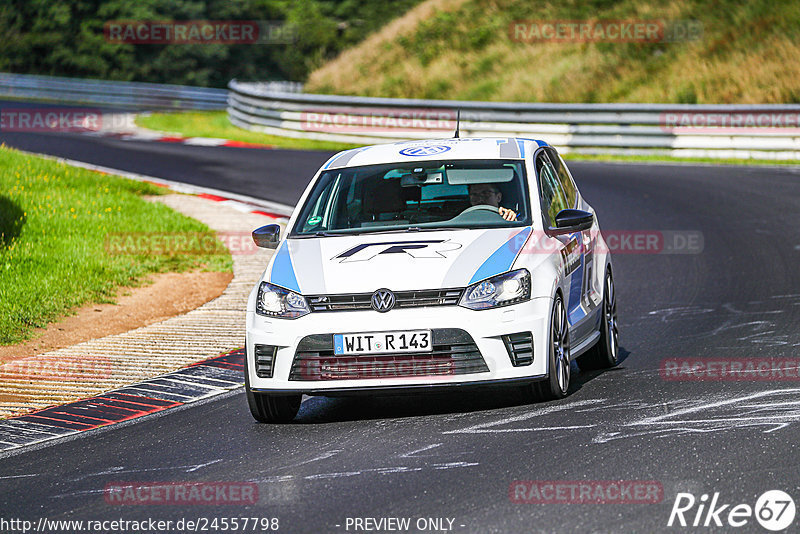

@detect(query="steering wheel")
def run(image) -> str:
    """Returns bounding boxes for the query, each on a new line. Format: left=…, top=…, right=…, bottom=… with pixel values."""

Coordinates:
left=460, top=204, right=503, bottom=217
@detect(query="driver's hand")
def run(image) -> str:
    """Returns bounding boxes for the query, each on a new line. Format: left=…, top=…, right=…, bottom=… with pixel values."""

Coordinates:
left=498, top=207, right=517, bottom=221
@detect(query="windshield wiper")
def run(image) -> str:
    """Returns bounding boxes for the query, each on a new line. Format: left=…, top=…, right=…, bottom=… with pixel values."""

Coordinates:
left=406, top=226, right=468, bottom=232
left=356, top=226, right=471, bottom=234
left=294, top=231, right=344, bottom=238
left=294, top=226, right=471, bottom=238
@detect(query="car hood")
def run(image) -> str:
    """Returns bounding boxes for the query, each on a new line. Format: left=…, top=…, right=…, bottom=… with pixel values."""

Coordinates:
left=267, top=227, right=532, bottom=295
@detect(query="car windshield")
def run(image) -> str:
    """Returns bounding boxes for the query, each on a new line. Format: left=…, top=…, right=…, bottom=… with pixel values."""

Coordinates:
left=290, top=159, right=530, bottom=236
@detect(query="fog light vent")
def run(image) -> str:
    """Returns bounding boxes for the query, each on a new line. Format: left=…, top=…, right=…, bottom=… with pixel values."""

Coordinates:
left=502, top=332, right=533, bottom=367
left=254, top=344, right=278, bottom=378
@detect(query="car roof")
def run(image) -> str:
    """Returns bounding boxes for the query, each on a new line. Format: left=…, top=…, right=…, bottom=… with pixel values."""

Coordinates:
left=321, top=137, right=551, bottom=170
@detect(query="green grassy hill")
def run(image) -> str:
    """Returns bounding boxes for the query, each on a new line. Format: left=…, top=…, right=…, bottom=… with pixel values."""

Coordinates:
left=306, top=0, right=800, bottom=103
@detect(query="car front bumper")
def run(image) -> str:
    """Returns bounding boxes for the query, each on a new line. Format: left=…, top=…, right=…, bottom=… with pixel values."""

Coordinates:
left=245, top=297, right=553, bottom=395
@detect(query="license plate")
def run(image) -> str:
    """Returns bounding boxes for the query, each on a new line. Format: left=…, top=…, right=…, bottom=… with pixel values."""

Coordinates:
left=333, top=330, right=432, bottom=355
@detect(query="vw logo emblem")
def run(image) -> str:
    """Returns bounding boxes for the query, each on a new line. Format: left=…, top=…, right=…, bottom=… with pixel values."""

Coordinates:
left=398, top=145, right=451, bottom=157
left=371, top=289, right=396, bottom=312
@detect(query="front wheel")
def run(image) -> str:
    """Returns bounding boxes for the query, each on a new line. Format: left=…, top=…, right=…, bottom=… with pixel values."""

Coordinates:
left=522, top=293, right=570, bottom=402
left=577, top=270, right=619, bottom=371
left=244, top=345, right=301, bottom=423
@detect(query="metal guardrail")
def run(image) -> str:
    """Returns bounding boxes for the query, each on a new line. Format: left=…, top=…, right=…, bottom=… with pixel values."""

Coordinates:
left=229, top=79, right=800, bottom=159
left=0, top=72, right=231, bottom=111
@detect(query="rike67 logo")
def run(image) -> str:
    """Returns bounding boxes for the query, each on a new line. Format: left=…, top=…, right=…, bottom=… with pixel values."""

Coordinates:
left=668, top=490, right=796, bottom=531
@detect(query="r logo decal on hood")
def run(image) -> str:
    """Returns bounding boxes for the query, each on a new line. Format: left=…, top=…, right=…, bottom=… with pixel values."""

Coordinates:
left=333, top=240, right=463, bottom=263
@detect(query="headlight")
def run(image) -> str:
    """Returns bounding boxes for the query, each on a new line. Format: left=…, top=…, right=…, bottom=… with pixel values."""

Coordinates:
left=256, top=281, right=311, bottom=319
left=459, top=269, right=531, bottom=310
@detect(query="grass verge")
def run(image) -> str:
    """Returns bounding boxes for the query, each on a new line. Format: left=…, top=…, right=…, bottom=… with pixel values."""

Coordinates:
left=0, top=145, right=232, bottom=345
left=136, top=111, right=359, bottom=152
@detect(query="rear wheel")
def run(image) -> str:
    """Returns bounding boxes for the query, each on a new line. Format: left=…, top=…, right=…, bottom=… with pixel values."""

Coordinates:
left=577, top=270, right=619, bottom=371
left=522, top=293, right=570, bottom=402
left=244, top=345, right=301, bottom=423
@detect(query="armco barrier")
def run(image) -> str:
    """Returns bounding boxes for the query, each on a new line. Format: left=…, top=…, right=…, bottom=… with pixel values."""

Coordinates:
left=0, top=72, right=228, bottom=110
left=228, top=79, right=800, bottom=159
left=0, top=73, right=299, bottom=112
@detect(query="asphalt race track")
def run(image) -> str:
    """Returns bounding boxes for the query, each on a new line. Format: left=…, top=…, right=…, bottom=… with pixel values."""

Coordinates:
left=2, top=128, right=800, bottom=533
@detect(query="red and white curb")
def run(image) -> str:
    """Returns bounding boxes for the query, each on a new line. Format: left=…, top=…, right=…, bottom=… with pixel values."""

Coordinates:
left=0, top=349, right=245, bottom=454
left=78, top=112, right=279, bottom=150
left=91, top=130, right=278, bottom=150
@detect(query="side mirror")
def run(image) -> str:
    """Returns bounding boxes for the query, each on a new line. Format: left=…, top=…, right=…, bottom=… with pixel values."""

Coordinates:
left=252, top=224, right=281, bottom=249
left=550, top=209, right=593, bottom=234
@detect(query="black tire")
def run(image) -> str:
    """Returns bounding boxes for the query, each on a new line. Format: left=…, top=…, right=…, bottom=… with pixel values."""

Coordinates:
left=577, top=269, right=619, bottom=371
left=244, top=345, right=301, bottom=423
left=522, top=293, right=570, bottom=402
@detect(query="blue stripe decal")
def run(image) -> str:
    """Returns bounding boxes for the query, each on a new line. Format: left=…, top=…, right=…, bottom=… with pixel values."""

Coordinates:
left=322, top=154, right=338, bottom=170
left=325, top=146, right=370, bottom=169
left=516, top=139, right=526, bottom=158
left=568, top=304, right=586, bottom=326
left=567, top=254, right=585, bottom=325
left=469, top=227, right=532, bottom=284
left=270, top=241, right=301, bottom=293
left=516, top=138, right=548, bottom=148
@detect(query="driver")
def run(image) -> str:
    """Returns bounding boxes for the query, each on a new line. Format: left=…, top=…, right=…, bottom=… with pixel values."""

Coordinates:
left=468, top=183, right=517, bottom=221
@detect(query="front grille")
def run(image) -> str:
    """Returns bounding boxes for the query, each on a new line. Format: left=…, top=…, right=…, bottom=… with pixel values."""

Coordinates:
left=306, top=288, right=463, bottom=312
left=289, top=328, right=488, bottom=381
left=502, top=331, right=533, bottom=367
left=254, top=344, right=277, bottom=378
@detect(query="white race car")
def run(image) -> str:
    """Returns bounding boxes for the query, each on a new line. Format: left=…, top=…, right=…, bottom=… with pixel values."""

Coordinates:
left=245, top=138, right=618, bottom=422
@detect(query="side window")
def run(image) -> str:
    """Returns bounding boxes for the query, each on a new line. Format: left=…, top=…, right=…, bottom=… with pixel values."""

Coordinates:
left=547, top=148, right=577, bottom=208
left=299, top=173, right=340, bottom=232
left=536, top=151, right=568, bottom=228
